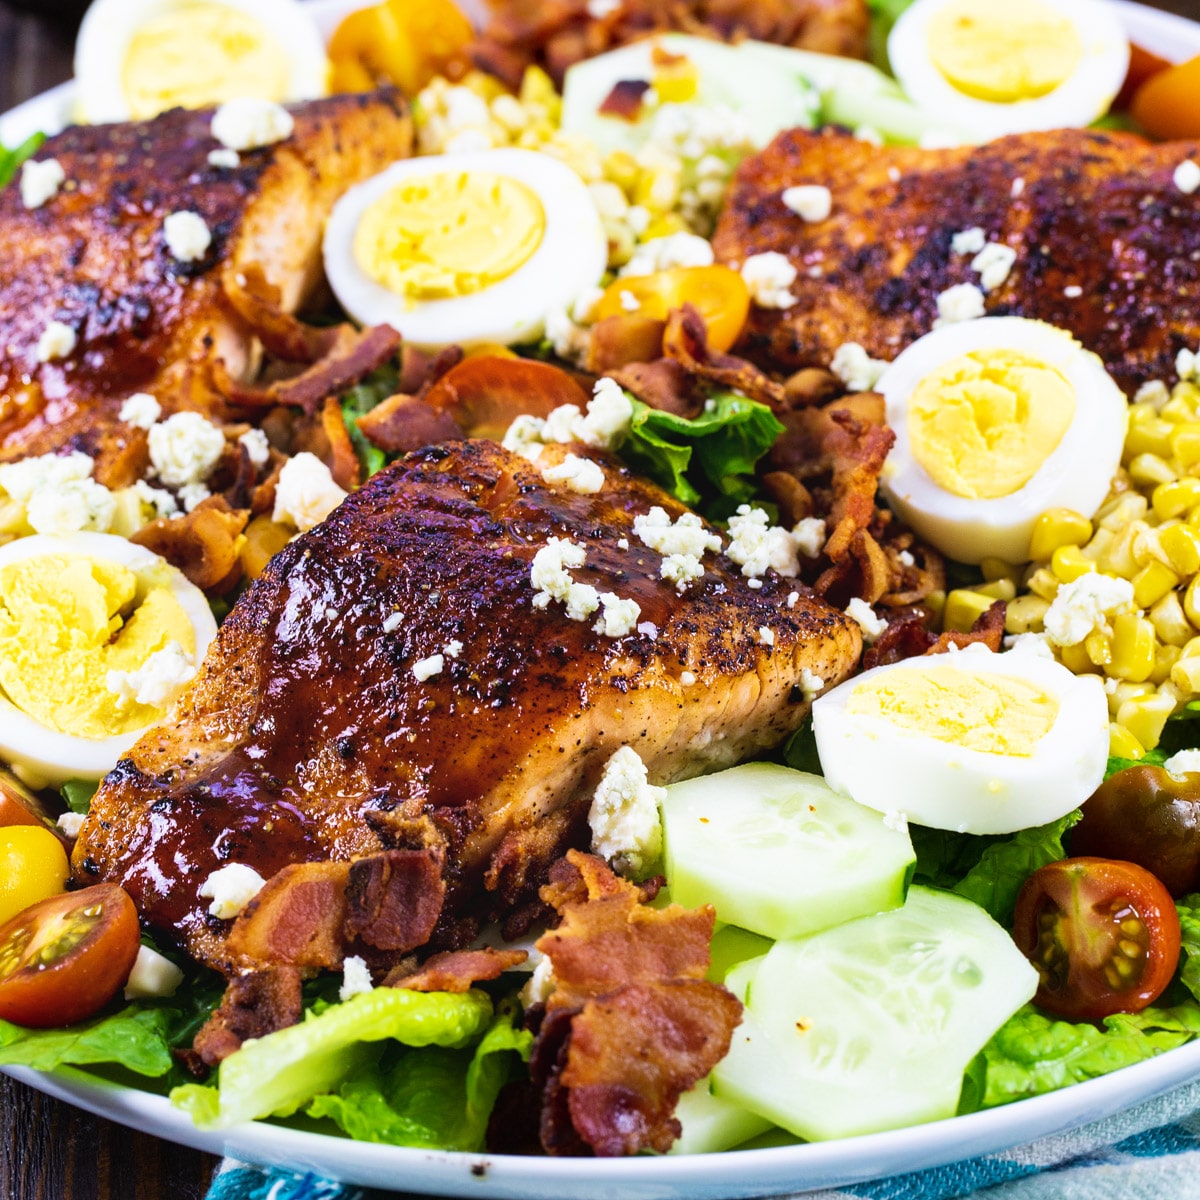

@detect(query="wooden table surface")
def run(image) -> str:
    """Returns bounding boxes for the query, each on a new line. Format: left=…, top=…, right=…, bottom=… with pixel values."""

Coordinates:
left=3, top=0, right=1200, bottom=1196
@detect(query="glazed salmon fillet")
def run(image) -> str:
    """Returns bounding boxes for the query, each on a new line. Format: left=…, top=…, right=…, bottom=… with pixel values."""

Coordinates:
left=0, top=90, right=411, bottom=459
left=73, top=440, right=861, bottom=972
left=713, top=127, right=1200, bottom=395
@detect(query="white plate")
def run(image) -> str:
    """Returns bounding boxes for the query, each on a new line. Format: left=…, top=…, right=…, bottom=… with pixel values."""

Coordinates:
left=6, top=2, right=1200, bottom=1196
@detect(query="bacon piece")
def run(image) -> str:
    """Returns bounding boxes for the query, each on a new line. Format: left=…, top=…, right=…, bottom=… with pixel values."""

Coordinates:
left=586, top=314, right=666, bottom=374
left=663, top=305, right=786, bottom=410
left=598, top=79, right=651, bottom=120
left=861, top=600, right=1006, bottom=670
left=527, top=851, right=741, bottom=1157
left=130, top=495, right=249, bottom=592
left=226, top=861, right=351, bottom=970
left=192, top=966, right=303, bottom=1067
left=344, top=847, right=446, bottom=953
left=355, top=392, right=462, bottom=455
left=609, top=358, right=704, bottom=417
left=822, top=410, right=896, bottom=564
left=383, top=947, right=529, bottom=992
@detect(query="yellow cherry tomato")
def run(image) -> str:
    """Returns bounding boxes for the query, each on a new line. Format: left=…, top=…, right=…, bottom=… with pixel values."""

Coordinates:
left=0, top=826, right=70, bottom=927
left=329, top=0, right=474, bottom=96
left=596, top=265, right=751, bottom=353
left=1131, top=54, right=1200, bottom=141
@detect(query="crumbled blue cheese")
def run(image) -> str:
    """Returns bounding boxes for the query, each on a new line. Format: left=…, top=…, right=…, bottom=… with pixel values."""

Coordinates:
left=238, top=428, right=271, bottom=466
left=588, top=746, right=665, bottom=877
left=199, top=863, right=266, bottom=920
left=149, top=412, right=225, bottom=497
left=530, top=537, right=600, bottom=621
left=1174, top=159, right=1200, bottom=196
left=36, top=320, right=76, bottom=363
left=680, top=670, right=696, bottom=686
left=542, top=453, right=605, bottom=495
left=1178, top=347, right=1199, bottom=384
left=830, top=343, right=886, bottom=393
left=846, top=596, right=888, bottom=643
left=132, top=480, right=178, bottom=519
left=106, top=641, right=195, bottom=708
left=950, top=227, right=986, bottom=256
left=521, top=955, right=556, bottom=1006
left=1063, top=285, right=1083, bottom=299
left=211, top=98, right=295, bottom=151
left=383, top=611, right=403, bottom=633
left=633, top=506, right=722, bottom=591
left=800, top=668, right=825, bottom=701
left=163, top=211, right=212, bottom=263
left=207, top=148, right=241, bottom=169
left=413, top=654, right=445, bottom=682
left=503, top=379, right=634, bottom=460
left=57, top=812, right=86, bottom=839
left=971, top=242, right=1017, bottom=293
left=781, top=185, right=832, bottom=223
left=787, top=591, right=799, bottom=609
left=725, top=505, right=807, bottom=578
left=339, top=956, right=375, bottom=1002
left=20, top=157, right=65, bottom=210
left=792, top=517, right=826, bottom=559
left=0, top=450, right=117, bottom=534
left=124, top=945, right=185, bottom=1000
left=741, top=252, right=797, bottom=309
left=119, top=392, right=161, bottom=430
left=934, top=282, right=985, bottom=326
left=757, top=626, right=775, bottom=647
left=620, top=232, right=714, bottom=278
left=594, top=593, right=641, bottom=637
left=1135, top=381, right=1171, bottom=409
left=273, top=452, right=348, bottom=532
left=1011, top=177, right=1026, bottom=198
left=1043, top=574, right=1135, bottom=647
left=1163, top=749, right=1200, bottom=780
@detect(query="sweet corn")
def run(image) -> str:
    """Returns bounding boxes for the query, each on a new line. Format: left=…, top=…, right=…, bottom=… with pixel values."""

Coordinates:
left=1029, top=509, right=1092, bottom=562
left=1005, top=594, right=1050, bottom=634
left=1081, top=528, right=1116, bottom=562
left=980, top=557, right=1021, bottom=585
left=1153, top=476, right=1200, bottom=520
left=943, top=588, right=996, bottom=633
left=1124, top=418, right=1175, bottom=460
left=1051, top=545, right=1094, bottom=583
left=1085, top=628, right=1113, bottom=667
left=1160, top=395, right=1197, bottom=423
left=1100, top=521, right=1144, bottom=577
left=1152, top=642, right=1183, bottom=685
left=924, top=589, right=946, bottom=624
left=975, top=578, right=1016, bottom=601
left=1108, top=680, right=1154, bottom=718
left=1172, top=656, right=1200, bottom=694
left=1185, top=575, right=1200, bottom=629
left=1098, top=491, right=1148, bottom=532
left=1108, top=723, right=1146, bottom=760
left=603, top=150, right=640, bottom=195
left=1132, top=560, right=1180, bottom=609
left=1060, top=640, right=1099, bottom=674
left=1128, top=453, right=1177, bottom=487
left=1150, top=591, right=1194, bottom=646
left=1171, top=424, right=1200, bottom=469
left=1116, top=689, right=1177, bottom=750
left=1107, top=612, right=1156, bottom=681
left=1025, top=567, right=1060, bottom=601
left=1159, top=523, right=1200, bottom=576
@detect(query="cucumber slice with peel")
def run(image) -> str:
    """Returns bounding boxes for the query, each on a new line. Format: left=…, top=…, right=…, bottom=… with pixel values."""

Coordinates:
left=662, top=763, right=915, bottom=941
left=669, top=1076, right=775, bottom=1155
left=711, top=887, right=1038, bottom=1141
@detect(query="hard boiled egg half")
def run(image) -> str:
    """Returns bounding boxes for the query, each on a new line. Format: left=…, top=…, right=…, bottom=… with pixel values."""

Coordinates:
left=877, top=316, right=1127, bottom=565
left=888, top=0, right=1129, bottom=142
left=74, top=0, right=329, bottom=124
left=0, top=533, right=217, bottom=786
left=812, top=641, right=1108, bottom=834
left=324, top=149, right=608, bottom=350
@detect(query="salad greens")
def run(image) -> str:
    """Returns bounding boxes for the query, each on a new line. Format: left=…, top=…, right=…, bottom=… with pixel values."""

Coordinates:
left=0, top=132, right=45, bottom=189
left=340, top=364, right=399, bottom=480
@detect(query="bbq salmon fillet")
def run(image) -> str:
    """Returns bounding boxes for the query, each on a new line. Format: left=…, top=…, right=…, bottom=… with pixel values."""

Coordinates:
left=73, top=440, right=861, bottom=973
left=713, top=127, right=1200, bottom=395
left=0, top=90, right=410, bottom=459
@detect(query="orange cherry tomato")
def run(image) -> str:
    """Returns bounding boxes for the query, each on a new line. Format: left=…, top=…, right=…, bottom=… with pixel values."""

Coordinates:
left=0, top=884, right=140, bottom=1028
left=596, top=265, right=751, bottom=353
left=1114, top=43, right=1172, bottom=112
left=0, top=770, right=51, bottom=831
left=329, top=0, right=474, bottom=96
left=1130, top=53, right=1200, bottom=140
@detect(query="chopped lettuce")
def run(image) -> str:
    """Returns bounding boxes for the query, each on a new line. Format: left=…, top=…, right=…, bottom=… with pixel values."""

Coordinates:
left=307, top=1002, right=532, bottom=1151
left=1178, top=894, right=1200, bottom=1004
left=0, top=132, right=46, bottom=189
left=60, top=778, right=99, bottom=815
left=173, top=987, right=493, bottom=1129
left=620, top=393, right=784, bottom=514
left=340, top=364, right=399, bottom=480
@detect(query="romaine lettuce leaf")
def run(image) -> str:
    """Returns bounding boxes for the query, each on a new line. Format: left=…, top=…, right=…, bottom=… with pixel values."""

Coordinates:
left=620, top=393, right=784, bottom=513
left=340, top=364, right=399, bottom=479
left=0, top=133, right=46, bottom=189
left=1177, top=894, right=1200, bottom=1005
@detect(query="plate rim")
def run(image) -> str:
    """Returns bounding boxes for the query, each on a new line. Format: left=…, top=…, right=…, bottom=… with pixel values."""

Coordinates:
left=5, top=0, right=1200, bottom=1196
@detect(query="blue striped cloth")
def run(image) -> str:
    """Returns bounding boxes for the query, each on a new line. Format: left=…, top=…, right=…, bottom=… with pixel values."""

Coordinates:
left=206, top=1076, right=1200, bottom=1200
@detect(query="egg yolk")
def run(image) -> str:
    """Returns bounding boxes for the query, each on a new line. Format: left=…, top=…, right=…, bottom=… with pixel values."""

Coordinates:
left=847, top=666, right=1059, bottom=756
left=121, top=2, right=291, bottom=120
left=927, top=0, right=1081, bottom=103
left=353, top=172, right=545, bottom=303
left=0, top=555, right=195, bottom=740
left=907, top=347, right=1075, bottom=500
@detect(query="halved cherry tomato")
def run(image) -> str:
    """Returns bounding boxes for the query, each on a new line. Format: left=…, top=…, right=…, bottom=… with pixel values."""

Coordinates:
left=0, top=884, right=140, bottom=1027
left=1012, top=857, right=1180, bottom=1021
left=1131, top=53, right=1200, bottom=140
left=0, top=826, right=69, bottom=927
left=0, top=769, right=52, bottom=830
left=596, top=266, right=751, bottom=353
left=1115, top=43, right=1172, bottom=113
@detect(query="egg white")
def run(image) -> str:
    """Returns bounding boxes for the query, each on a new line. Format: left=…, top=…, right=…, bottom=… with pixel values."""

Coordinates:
left=0, top=533, right=218, bottom=786
left=878, top=316, right=1127, bottom=565
left=812, top=641, right=1109, bottom=834
left=74, top=0, right=329, bottom=125
left=888, top=0, right=1130, bottom=143
left=323, top=149, right=608, bottom=350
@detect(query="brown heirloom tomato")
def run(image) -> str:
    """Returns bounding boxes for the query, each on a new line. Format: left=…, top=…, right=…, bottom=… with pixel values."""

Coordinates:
left=1012, top=857, right=1181, bottom=1021
left=1072, top=765, right=1200, bottom=896
left=0, top=884, right=140, bottom=1028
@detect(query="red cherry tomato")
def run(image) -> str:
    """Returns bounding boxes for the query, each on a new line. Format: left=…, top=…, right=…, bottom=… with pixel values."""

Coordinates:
left=1012, top=857, right=1180, bottom=1021
left=0, top=884, right=140, bottom=1028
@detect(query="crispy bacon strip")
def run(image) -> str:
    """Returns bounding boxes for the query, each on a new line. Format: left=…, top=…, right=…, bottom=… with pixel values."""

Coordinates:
left=586, top=314, right=666, bottom=374
left=344, top=848, right=446, bottom=953
left=384, top=947, right=529, bottom=992
left=131, top=496, right=249, bottom=592
left=526, top=851, right=741, bottom=1157
left=663, top=305, right=786, bottom=410
left=192, top=966, right=303, bottom=1067
left=861, top=600, right=1006, bottom=670
left=598, top=79, right=651, bottom=120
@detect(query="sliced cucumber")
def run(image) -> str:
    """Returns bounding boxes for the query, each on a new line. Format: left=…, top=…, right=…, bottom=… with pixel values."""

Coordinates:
left=711, top=887, right=1038, bottom=1141
left=669, top=1076, right=775, bottom=1155
left=708, top=923, right=773, bottom=984
left=662, top=763, right=915, bottom=941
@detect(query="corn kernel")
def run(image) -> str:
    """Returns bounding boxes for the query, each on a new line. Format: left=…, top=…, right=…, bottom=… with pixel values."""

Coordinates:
left=1082, top=528, right=1116, bottom=562
left=1159, top=523, right=1200, bottom=577
left=980, top=557, right=1021, bottom=585
left=1086, top=628, right=1113, bottom=666
left=1117, top=690, right=1177, bottom=750
left=943, top=588, right=996, bottom=634
left=1171, top=424, right=1200, bottom=470
left=1005, top=594, right=1050, bottom=634
left=1128, top=453, right=1178, bottom=487
left=1161, top=394, right=1197, bottom=423
left=1101, top=522, right=1145, bottom=578
left=975, top=578, right=1016, bottom=601
left=1025, top=567, right=1060, bottom=601
left=1125, top=418, right=1176, bottom=460
left=1153, top=477, right=1200, bottom=520
left=1107, top=612, right=1156, bottom=681
left=1108, top=723, right=1145, bottom=760
left=1051, top=545, right=1095, bottom=583
left=1098, top=492, right=1149, bottom=532
left=1172, top=656, right=1200, bottom=695
left=1060, top=640, right=1099, bottom=674
left=1029, top=509, right=1093, bottom=562
left=0, top=498, right=27, bottom=536
left=603, top=150, right=640, bottom=195
left=1185, top=576, right=1200, bottom=628
left=1150, top=591, right=1194, bottom=646
left=1132, top=560, right=1180, bottom=609
left=642, top=212, right=687, bottom=240
left=924, top=590, right=946, bottom=624
left=1109, top=680, right=1153, bottom=714
left=1152, top=642, right=1182, bottom=684
left=652, top=59, right=700, bottom=103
